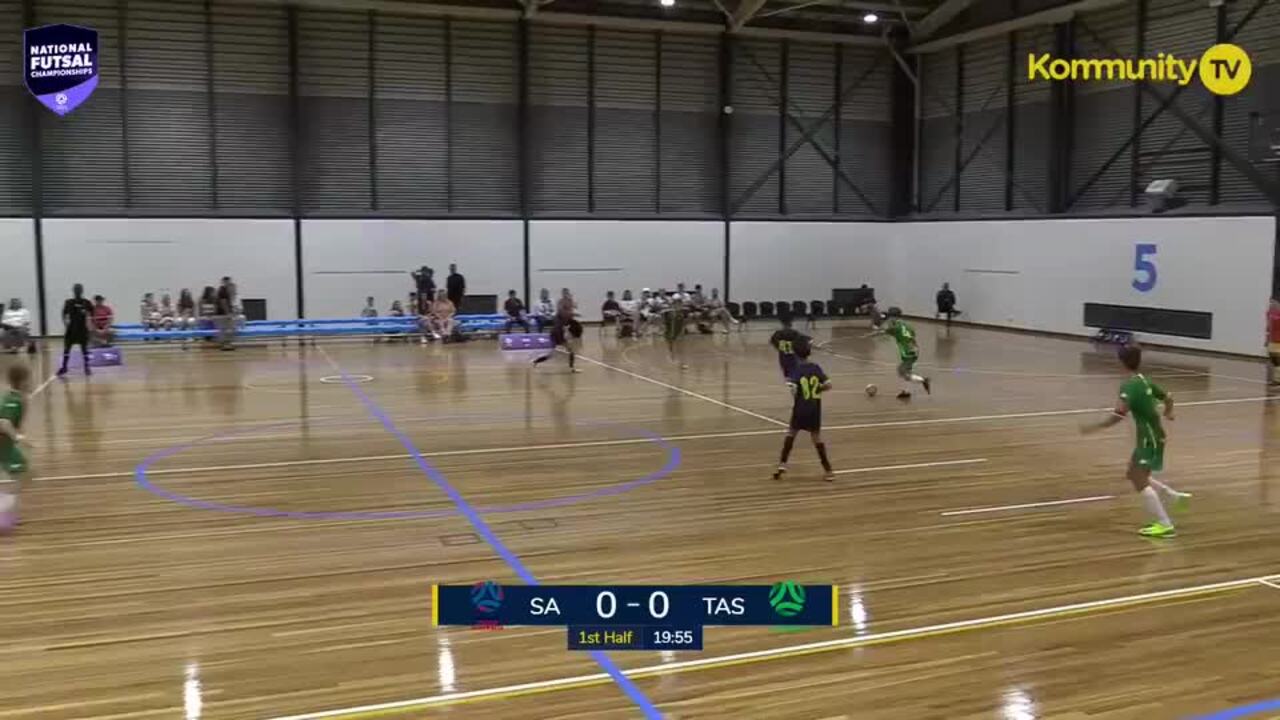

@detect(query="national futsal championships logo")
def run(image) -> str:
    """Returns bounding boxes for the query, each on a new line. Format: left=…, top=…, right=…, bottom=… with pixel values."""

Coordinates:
left=768, top=581, right=807, bottom=618
left=23, top=23, right=100, bottom=115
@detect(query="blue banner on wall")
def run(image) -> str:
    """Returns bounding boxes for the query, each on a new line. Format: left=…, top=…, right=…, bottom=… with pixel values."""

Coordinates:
left=24, top=24, right=99, bottom=116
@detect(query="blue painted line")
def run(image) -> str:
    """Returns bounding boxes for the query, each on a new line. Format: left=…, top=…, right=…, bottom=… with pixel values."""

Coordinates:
left=133, top=418, right=680, bottom=521
left=1187, top=698, right=1280, bottom=720
left=328, top=364, right=665, bottom=719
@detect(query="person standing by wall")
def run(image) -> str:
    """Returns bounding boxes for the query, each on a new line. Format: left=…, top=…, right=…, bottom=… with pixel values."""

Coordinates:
left=446, top=264, right=466, bottom=312
left=411, top=266, right=435, bottom=315
left=216, top=277, right=236, bottom=351
left=57, top=284, right=94, bottom=376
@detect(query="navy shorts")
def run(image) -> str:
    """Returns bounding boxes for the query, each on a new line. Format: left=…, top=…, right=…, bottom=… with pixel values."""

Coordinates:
left=788, top=406, right=821, bottom=433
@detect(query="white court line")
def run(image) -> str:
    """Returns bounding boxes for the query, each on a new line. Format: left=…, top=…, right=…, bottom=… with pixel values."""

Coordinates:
left=939, top=494, right=1116, bottom=516
left=1257, top=578, right=1280, bottom=592
left=32, top=372, right=58, bottom=397
left=268, top=571, right=1280, bottom=720
left=834, top=458, right=988, bottom=475
left=572, top=352, right=789, bottom=427
left=38, top=394, right=1280, bottom=482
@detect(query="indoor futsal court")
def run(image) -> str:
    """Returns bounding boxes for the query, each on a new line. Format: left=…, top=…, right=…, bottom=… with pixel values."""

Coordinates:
left=3, top=0, right=1280, bottom=718
left=5, top=324, right=1280, bottom=719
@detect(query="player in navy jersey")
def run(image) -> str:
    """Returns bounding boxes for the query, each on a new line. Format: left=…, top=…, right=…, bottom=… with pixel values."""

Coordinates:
left=773, top=342, right=835, bottom=482
left=769, top=315, right=810, bottom=379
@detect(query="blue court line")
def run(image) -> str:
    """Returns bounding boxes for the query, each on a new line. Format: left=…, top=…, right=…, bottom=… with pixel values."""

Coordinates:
left=327, top=361, right=666, bottom=719
left=1187, top=698, right=1280, bottom=719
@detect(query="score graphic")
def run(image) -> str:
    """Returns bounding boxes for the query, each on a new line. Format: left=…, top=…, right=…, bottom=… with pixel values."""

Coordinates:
left=433, top=581, right=837, bottom=651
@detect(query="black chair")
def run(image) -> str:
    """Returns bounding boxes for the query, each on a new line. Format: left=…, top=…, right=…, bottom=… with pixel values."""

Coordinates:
left=810, top=301, right=825, bottom=318
left=791, top=301, right=807, bottom=317
left=826, top=300, right=841, bottom=317
left=727, top=301, right=741, bottom=318
left=759, top=301, right=775, bottom=318
left=742, top=301, right=758, bottom=320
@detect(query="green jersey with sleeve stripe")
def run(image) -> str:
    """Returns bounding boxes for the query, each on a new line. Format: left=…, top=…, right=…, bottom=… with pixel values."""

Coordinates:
left=0, top=390, right=26, bottom=473
left=1119, top=374, right=1166, bottom=448
left=884, top=320, right=918, bottom=360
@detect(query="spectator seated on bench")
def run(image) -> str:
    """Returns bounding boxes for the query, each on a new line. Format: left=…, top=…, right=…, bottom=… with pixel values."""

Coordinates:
left=91, top=295, right=117, bottom=348
left=1, top=299, right=35, bottom=354
left=504, top=290, right=531, bottom=333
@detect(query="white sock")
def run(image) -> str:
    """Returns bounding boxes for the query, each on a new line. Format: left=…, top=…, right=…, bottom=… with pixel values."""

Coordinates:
left=910, top=374, right=926, bottom=383
left=1139, top=486, right=1173, bottom=526
left=1149, top=477, right=1183, bottom=498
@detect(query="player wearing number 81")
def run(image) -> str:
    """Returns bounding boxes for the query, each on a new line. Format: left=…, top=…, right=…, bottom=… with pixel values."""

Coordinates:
left=774, top=342, right=835, bottom=482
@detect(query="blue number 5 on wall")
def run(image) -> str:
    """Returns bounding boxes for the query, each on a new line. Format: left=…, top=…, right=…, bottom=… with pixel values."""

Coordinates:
left=1132, top=243, right=1158, bottom=292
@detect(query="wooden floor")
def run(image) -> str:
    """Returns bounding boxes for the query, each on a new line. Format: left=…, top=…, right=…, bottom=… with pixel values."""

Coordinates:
left=3, top=320, right=1280, bottom=720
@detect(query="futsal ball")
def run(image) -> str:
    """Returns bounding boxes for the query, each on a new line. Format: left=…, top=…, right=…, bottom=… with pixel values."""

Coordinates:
left=865, top=384, right=878, bottom=397
left=768, top=581, right=807, bottom=618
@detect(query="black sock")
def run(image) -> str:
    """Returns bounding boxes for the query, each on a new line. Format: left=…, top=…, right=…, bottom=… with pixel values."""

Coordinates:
left=568, top=351, right=575, bottom=369
left=815, top=442, right=832, bottom=472
left=533, top=354, right=550, bottom=365
left=779, top=435, right=795, bottom=464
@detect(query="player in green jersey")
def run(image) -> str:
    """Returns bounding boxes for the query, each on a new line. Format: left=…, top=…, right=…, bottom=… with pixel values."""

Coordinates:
left=1080, top=344, right=1191, bottom=538
left=0, top=364, right=32, bottom=533
left=663, top=295, right=688, bottom=369
left=870, top=307, right=931, bottom=399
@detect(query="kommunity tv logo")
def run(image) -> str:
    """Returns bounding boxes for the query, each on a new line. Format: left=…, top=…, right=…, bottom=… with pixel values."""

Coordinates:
left=1027, top=43, right=1252, bottom=96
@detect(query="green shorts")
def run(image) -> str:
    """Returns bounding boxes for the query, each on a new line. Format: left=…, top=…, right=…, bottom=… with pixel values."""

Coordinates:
left=2, top=446, right=26, bottom=476
left=1131, top=439, right=1165, bottom=473
left=896, top=355, right=918, bottom=378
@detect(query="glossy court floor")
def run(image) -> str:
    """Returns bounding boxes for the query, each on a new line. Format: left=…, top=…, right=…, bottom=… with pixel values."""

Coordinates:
left=2, top=319, right=1279, bottom=719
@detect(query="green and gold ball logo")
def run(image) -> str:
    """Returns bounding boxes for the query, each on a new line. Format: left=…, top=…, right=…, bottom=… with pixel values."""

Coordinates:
left=768, top=581, right=807, bottom=618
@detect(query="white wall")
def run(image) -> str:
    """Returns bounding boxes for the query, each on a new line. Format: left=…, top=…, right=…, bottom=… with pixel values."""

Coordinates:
left=0, top=219, right=39, bottom=330
left=732, top=217, right=1276, bottom=356
left=531, top=221, right=724, bottom=321
left=42, top=219, right=297, bottom=323
left=302, top=220, right=522, bottom=318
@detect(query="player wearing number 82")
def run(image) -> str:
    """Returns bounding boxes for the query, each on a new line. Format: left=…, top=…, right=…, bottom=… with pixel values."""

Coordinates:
left=774, top=342, right=835, bottom=482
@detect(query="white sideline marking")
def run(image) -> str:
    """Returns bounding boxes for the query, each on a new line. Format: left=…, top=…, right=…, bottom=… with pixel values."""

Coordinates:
left=572, top=352, right=789, bottom=427
left=37, top=394, right=1280, bottom=482
left=834, top=458, right=988, bottom=475
left=939, top=494, right=1115, bottom=516
left=267, top=572, right=1280, bottom=719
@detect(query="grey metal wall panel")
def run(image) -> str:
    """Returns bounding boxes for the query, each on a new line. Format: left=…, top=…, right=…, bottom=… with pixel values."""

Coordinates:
left=1071, top=87, right=1132, bottom=210
left=125, top=0, right=213, bottom=212
left=0, top=0, right=32, bottom=214
left=1012, top=27, right=1053, bottom=213
left=593, top=29, right=657, bottom=214
left=449, top=20, right=518, bottom=215
left=785, top=42, right=835, bottom=217
left=730, top=38, right=781, bottom=217
left=1220, top=0, right=1280, bottom=205
left=659, top=33, right=718, bottom=216
left=38, top=0, right=126, bottom=214
left=919, top=49, right=957, bottom=212
left=837, top=47, right=891, bottom=217
left=959, top=37, right=1007, bottom=213
left=373, top=14, right=447, bottom=214
left=1136, top=0, right=1215, bottom=206
left=211, top=3, right=291, bottom=214
left=297, top=9, right=371, bottom=214
left=529, top=25, right=588, bottom=215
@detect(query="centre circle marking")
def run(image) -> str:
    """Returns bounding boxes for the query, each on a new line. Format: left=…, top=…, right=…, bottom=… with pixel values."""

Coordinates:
left=134, top=420, right=681, bottom=521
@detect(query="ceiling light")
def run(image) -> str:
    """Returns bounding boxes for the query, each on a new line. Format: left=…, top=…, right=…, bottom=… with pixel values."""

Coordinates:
left=863, top=12, right=879, bottom=23
left=660, top=0, right=675, bottom=7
